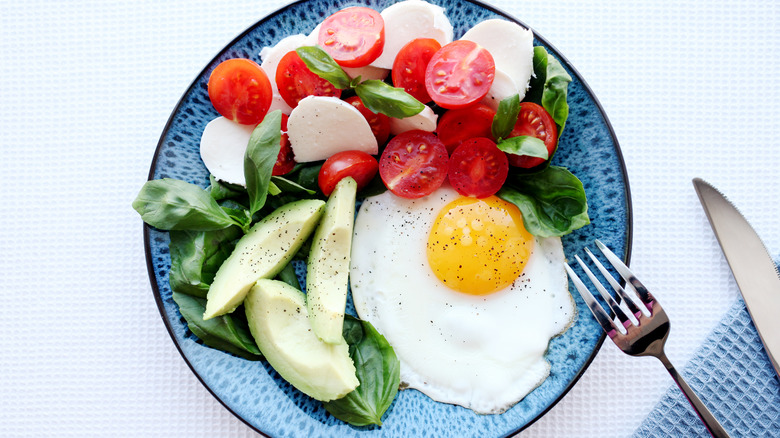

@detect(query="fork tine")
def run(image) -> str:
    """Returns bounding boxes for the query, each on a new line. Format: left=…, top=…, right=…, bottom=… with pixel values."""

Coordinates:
left=595, top=240, right=655, bottom=312
left=564, top=263, right=625, bottom=335
left=574, top=254, right=632, bottom=327
left=584, top=247, right=649, bottom=318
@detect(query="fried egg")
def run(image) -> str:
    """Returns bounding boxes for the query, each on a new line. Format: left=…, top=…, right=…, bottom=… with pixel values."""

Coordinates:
left=349, top=186, right=575, bottom=414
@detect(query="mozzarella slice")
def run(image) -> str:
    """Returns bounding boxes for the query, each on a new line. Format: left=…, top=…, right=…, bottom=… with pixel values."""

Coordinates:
left=260, top=34, right=309, bottom=114
left=287, top=96, right=378, bottom=162
left=342, top=65, right=389, bottom=82
left=199, top=116, right=255, bottom=186
left=371, top=0, right=453, bottom=70
left=389, top=105, right=438, bottom=135
left=481, top=70, right=519, bottom=111
left=461, top=19, right=534, bottom=99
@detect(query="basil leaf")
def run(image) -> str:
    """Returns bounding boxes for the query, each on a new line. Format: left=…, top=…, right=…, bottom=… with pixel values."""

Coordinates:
left=525, top=46, right=549, bottom=105
left=220, top=204, right=252, bottom=233
left=169, top=227, right=242, bottom=298
left=497, top=136, right=549, bottom=160
left=271, top=175, right=316, bottom=195
left=296, top=46, right=352, bottom=90
left=283, top=162, right=323, bottom=194
left=268, top=181, right=281, bottom=196
left=275, top=261, right=301, bottom=289
left=525, top=47, right=572, bottom=133
left=173, top=292, right=262, bottom=360
left=497, top=166, right=590, bottom=237
left=324, top=316, right=400, bottom=426
left=491, top=94, right=520, bottom=140
left=132, top=178, right=239, bottom=231
left=209, top=175, right=246, bottom=201
left=245, top=111, right=283, bottom=216
left=355, top=80, right=425, bottom=119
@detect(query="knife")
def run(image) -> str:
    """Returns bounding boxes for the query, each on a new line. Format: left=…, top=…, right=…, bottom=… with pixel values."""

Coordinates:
left=693, top=177, right=780, bottom=377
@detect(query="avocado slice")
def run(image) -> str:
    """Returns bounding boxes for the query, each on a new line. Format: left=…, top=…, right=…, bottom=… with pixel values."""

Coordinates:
left=245, top=279, right=359, bottom=401
left=203, top=199, right=325, bottom=320
left=306, top=177, right=357, bottom=343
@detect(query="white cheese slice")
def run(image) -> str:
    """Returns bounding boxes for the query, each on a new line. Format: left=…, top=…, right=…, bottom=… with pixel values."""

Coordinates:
left=199, top=116, right=255, bottom=187
left=260, top=33, right=309, bottom=114
left=342, top=65, right=389, bottom=82
left=461, top=19, right=534, bottom=100
left=371, top=0, right=453, bottom=70
left=389, top=105, right=438, bottom=135
left=287, top=96, right=378, bottom=162
left=481, top=69, right=519, bottom=111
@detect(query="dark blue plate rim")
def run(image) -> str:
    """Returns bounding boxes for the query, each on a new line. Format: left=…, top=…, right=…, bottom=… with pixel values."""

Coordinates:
left=142, top=0, right=633, bottom=436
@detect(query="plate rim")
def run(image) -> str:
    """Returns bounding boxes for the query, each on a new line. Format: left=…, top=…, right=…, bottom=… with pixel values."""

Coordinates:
left=142, top=0, right=634, bottom=436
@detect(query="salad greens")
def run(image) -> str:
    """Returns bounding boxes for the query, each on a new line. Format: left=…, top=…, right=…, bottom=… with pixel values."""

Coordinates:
left=296, top=45, right=425, bottom=118
left=245, top=110, right=283, bottom=216
left=324, top=315, right=400, bottom=426
left=491, top=93, right=521, bottom=140
left=525, top=46, right=572, bottom=133
left=168, top=227, right=242, bottom=298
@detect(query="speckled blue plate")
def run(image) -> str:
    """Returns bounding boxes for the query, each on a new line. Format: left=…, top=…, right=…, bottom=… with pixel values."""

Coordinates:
left=143, top=0, right=632, bottom=436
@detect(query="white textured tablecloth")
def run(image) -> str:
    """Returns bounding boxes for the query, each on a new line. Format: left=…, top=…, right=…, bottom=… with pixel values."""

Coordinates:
left=2, top=0, right=778, bottom=436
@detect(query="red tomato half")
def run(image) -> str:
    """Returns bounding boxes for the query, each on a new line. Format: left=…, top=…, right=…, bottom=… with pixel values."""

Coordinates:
left=276, top=50, right=342, bottom=108
left=379, top=130, right=449, bottom=199
left=424, top=40, right=495, bottom=109
left=448, top=138, right=508, bottom=198
left=318, top=150, right=379, bottom=196
left=318, top=7, right=384, bottom=68
left=507, top=102, right=558, bottom=168
left=208, top=58, right=272, bottom=125
left=273, top=114, right=295, bottom=176
left=344, top=96, right=391, bottom=145
left=436, top=103, right=496, bottom=153
left=392, top=38, right=441, bottom=103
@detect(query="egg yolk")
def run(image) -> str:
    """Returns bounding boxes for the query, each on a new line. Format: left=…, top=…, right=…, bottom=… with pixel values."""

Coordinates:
left=426, top=196, right=534, bottom=295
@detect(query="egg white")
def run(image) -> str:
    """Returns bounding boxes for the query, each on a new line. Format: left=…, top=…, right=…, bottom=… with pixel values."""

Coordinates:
left=349, top=186, right=576, bottom=414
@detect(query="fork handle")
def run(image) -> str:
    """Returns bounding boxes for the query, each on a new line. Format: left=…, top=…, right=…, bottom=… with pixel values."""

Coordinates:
left=657, top=353, right=730, bottom=438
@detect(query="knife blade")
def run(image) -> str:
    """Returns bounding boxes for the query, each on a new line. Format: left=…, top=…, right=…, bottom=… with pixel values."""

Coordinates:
left=693, top=177, right=780, bottom=377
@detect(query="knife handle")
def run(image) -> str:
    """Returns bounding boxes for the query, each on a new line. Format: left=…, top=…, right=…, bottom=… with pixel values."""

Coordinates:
left=658, top=353, right=730, bottom=438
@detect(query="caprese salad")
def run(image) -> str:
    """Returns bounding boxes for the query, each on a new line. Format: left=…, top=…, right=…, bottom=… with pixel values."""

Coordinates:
left=133, top=0, right=589, bottom=427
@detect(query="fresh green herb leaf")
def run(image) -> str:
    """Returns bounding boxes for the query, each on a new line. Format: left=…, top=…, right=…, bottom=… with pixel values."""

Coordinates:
left=245, top=110, right=283, bottom=216
left=169, top=227, right=242, bottom=298
left=355, top=80, right=425, bottom=119
left=220, top=203, right=252, bottom=233
left=132, top=178, right=240, bottom=231
left=323, top=316, right=400, bottom=426
left=268, top=181, right=281, bottom=196
left=491, top=94, right=521, bottom=140
left=349, top=75, right=363, bottom=88
left=497, top=166, right=590, bottom=237
left=271, top=175, right=317, bottom=195
left=525, top=47, right=572, bottom=133
left=209, top=175, right=246, bottom=201
left=275, top=261, right=301, bottom=290
left=497, top=136, right=549, bottom=160
left=296, top=46, right=352, bottom=90
left=173, top=292, right=262, bottom=360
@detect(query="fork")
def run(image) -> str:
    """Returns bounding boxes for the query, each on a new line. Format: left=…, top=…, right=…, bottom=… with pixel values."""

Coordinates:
left=565, top=240, right=730, bottom=438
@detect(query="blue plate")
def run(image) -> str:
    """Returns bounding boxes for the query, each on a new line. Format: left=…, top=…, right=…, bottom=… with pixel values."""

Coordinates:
left=143, top=0, right=632, bottom=436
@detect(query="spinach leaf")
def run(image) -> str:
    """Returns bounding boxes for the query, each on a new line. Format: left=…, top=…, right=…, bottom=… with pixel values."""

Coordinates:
left=132, top=178, right=240, bottom=231
left=296, top=46, right=352, bottom=90
left=169, top=227, right=242, bottom=298
left=497, top=136, right=549, bottom=160
left=355, top=80, right=425, bottom=119
left=209, top=175, right=246, bottom=201
left=497, top=166, right=590, bottom=237
left=324, top=316, right=400, bottom=426
left=245, top=111, right=283, bottom=216
left=172, top=292, right=262, bottom=360
left=525, top=47, right=572, bottom=133
left=491, top=94, right=520, bottom=140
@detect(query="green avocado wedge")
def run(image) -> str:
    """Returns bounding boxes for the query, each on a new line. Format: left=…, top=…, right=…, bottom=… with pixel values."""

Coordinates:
left=245, top=279, right=359, bottom=401
left=203, top=199, right=325, bottom=320
left=306, top=177, right=357, bottom=344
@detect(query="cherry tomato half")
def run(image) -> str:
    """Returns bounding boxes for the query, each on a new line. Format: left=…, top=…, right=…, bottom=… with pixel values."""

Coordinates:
left=344, top=96, right=391, bottom=145
left=318, top=150, right=379, bottom=196
left=318, top=7, right=385, bottom=68
left=447, top=138, right=508, bottom=198
left=424, top=40, right=495, bottom=109
left=378, top=130, right=449, bottom=199
left=208, top=58, right=272, bottom=125
left=392, top=38, right=441, bottom=103
left=436, top=103, right=496, bottom=153
left=507, top=102, right=558, bottom=168
left=276, top=50, right=342, bottom=108
left=273, top=114, right=295, bottom=176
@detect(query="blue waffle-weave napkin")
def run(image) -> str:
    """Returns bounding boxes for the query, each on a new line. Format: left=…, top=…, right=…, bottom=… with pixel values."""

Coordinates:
left=632, top=294, right=780, bottom=437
